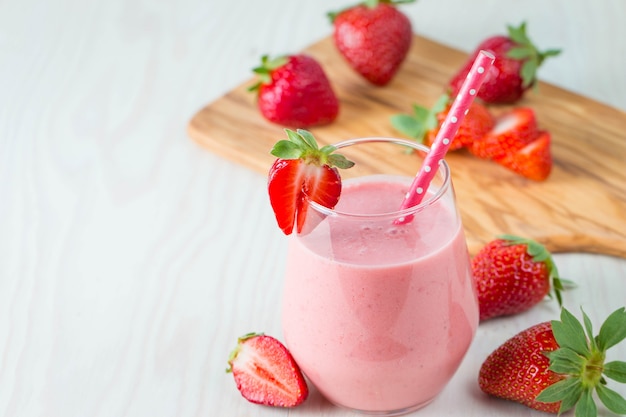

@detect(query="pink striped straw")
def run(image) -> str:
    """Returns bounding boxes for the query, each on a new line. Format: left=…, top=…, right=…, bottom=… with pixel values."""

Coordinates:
left=396, top=50, right=495, bottom=224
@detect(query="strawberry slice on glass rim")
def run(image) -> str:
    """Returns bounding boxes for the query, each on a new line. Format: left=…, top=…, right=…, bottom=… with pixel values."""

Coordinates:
left=268, top=129, right=354, bottom=235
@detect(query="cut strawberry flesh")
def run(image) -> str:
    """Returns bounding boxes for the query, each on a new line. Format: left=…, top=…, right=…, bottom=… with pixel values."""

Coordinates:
left=494, top=131, right=552, bottom=181
left=229, top=335, right=308, bottom=407
left=268, top=159, right=302, bottom=235
left=268, top=159, right=342, bottom=235
left=297, top=164, right=341, bottom=233
left=471, top=107, right=538, bottom=159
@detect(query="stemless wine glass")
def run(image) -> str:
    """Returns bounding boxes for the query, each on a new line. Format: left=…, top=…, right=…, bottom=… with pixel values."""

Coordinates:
left=281, top=137, right=479, bottom=416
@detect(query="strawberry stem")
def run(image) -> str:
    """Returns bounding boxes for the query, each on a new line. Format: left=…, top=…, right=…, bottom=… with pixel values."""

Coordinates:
left=505, top=22, right=562, bottom=88
left=248, top=55, right=289, bottom=92
left=390, top=93, right=449, bottom=145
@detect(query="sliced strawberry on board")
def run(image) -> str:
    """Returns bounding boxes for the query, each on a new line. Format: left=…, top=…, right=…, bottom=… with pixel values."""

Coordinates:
left=268, top=129, right=354, bottom=235
left=227, top=333, right=309, bottom=407
left=494, top=130, right=552, bottom=181
left=470, top=107, right=538, bottom=159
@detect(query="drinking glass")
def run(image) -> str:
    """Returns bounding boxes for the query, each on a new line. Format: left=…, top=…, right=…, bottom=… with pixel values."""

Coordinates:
left=282, top=137, right=478, bottom=416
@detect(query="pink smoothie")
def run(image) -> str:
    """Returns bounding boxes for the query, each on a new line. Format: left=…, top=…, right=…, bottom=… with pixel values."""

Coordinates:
left=282, top=176, right=479, bottom=413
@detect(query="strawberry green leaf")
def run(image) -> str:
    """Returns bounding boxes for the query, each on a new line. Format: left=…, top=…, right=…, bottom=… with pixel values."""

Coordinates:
left=597, top=307, right=626, bottom=351
left=536, top=377, right=582, bottom=412
left=263, top=55, right=289, bottom=71
left=575, top=388, right=597, bottom=417
left=327, top=153, right=355, bottom=169
left=412, top=105, right=430, bottom=122
left=582, top=309, right=598, bottom=351
left=559, top=383, right=585, bottom=413
left=525, top=239, right=548, bottom=260
left=520, top=59, right=539, bottom=87
left=551, top=308, right=591, bottom=358
left=596, top=383, right=626, bottom=414
left=271, top=130, right=355, bottom=170
left=431, top=94, right=450, bottom=115
left=297, top=129, right=319, bottom=150
left=391, top=94, right=449, bottom=143
left=504, top=21, right=561, bottom=87
left=507, top=46, right=534, bottom=60
left=249, top=55, right=290, bottom=91
left=390, top=114, right=425, bottom=139
left=507, top=22, right=529, bottom=45
left=285, top=129, right=308, bottom=148
left=604, top=360, right=626, bottom=383
left=538, top=48, right=562, bottom=66
left=546, top=347, right=586, bottom=374
left=271, top=140, right=303, bottom=159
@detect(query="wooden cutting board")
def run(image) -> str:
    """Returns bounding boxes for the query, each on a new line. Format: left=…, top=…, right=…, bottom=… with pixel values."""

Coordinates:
left=188, top=35, right=626, bottom=258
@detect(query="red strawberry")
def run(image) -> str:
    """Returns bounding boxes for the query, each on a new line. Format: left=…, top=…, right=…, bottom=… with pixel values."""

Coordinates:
left=472, top=234, right=564, bottom=321
left=480, top=321, right=564, bottom=413
left=470, top=107, right=538, bottom=159
left=250, top=54, right=339, bottom=127
left=449, top=22, right=561, bottom=103
left=391, top=93, right=495, bottom=151
left=268, top=129, right=354, bottom=235
left=329, top=0, right=413, bottom=86
left=479, top=307, right=626, bottom=416
left=227, top=333, right=309, bottom=407
left=494, top=130, right=552, bottom=181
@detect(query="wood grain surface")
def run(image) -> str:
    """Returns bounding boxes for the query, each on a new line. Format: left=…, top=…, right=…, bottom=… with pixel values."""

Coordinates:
left=188, top=35, right=626, bottom=258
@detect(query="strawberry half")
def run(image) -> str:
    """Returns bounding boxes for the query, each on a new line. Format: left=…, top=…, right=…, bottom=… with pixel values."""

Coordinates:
left=494, top=130, right=552, bottom=181
left=268, top=129, right=354, bottom=235
left=227, top=333, right=308, bottom=407
left=329, top=0, right=414, bottom=86
left=470, top=107, right=538, bottom=159
left=472, top=234, right=565, bottom=321
left=391, top=93, right=495, bottom=151
left=250, top=54, right=339, bottom=127
left=479, top=307, right=626, bottom=416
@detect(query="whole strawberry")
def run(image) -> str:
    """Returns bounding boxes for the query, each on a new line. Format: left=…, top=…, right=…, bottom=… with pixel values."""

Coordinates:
left=449, top=22, right=561, bottom=103
left=329, top=0, right=414, bottom=86
left=227, top=333, right=309, bottom=407
left=250, top=54, right=339, bottom=127
left=472, top=234, right=565, bottom=321
left=391, top=93, right=495, bottom=151
left=479, top=307, right=626, bottom=416
left=268, top=129, right=354, bottom=235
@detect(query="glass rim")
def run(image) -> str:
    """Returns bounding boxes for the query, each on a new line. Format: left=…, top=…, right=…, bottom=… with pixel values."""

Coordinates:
left=307, top=137, right=452, bottom=220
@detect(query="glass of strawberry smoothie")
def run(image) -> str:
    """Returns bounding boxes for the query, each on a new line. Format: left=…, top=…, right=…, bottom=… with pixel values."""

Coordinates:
left=282, top=137, right=479, bottom=415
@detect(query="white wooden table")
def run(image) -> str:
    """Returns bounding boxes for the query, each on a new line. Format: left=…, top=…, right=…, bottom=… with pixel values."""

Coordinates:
left=1, top=1, right=625, bottom=416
